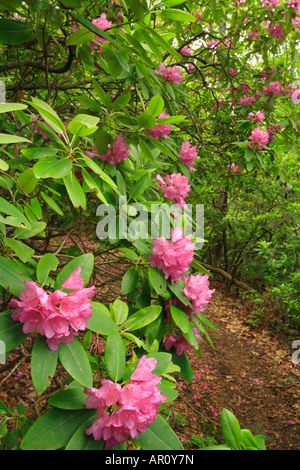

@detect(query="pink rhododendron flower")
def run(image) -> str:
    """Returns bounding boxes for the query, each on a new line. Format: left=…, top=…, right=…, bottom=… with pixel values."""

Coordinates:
left=99, top=133, right=130, bottom=165
left=155, top=62, right=182, bottom=84
left=156, top=173, right=191, bottom=209
left=164, top=328, right=201, bottom=355
left=267, top=122, right=283, bottom=142
left=183, top=274, right=215, bottom=313
left=144, top=110, right=171, bottom=140
left=292, top=17, right=300, bottom=30
left=178, top=140, right=197, bottom=171
left=248, top=111, right=265, bottom=122
left=229, top=67, right=237, bottom=76
left=269, top=22, right=284, bottom=39
left=9, top=268, right=95, bottom=351
left=91, top=14, right=112, bottom=53
left=247, top=127, right=269, bottom=150
left=84, top=356, right=167, bottom=449
left=248, top=29, right=259, bottom=40
left=149, top=226, right=195, bottom=283
left=206, top=39, right=220, bottom=50
left=239, top=95, right=256, bottom=106
left=262, top=0, right=280, bottom=8
left=227, top=162, right=241, bottom=175
left=193, top=9, right=202, bottom=22
left=181, top=45, right=192, bottom=55
left=263, top=81, right=282, bottom=96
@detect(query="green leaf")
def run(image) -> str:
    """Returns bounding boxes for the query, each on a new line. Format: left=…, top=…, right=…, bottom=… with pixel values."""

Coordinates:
left=54, top=253, right=94, bottom=290
left=68, top=114, right=100, bottom=137
left=0, top=158, right=9, bottom=171
left=137, top=112, right=156, bottom=130
left=0, top=197, right=31, bottom=229
left=17, top=168, right=38, bottom=194
left=171, top=352, right=193, bottom=382
left=37, top=253, right=59, bottom=286
left=121, top=267, right=138, bottom=295
left=0, top=19, right=34, bottom=45
left=63, top=171, right=86, bottom=209
left=0, top=103, right=27, bottom=113
left=157, top=115, right=186, bottom=124
left=112, top=93, right=131, bottom=110
left=170, top=304, right=190, bottom=333
left=40, top=191, right=64, bottom=216
left=20, top=408, right=96, bottom=450
left=220, top=408, right=242, bottom=450
left=58, top=337, right=93, bottom=388
left=81, top=169, right=108, bottom=205
left=14, top=221, right=47, bottom=239
left=21, top=147, right=59, bottom=160
left=66, top=27, right=95, bottom=46
left=31, top=334, right=58, bottom=395
left=0, top=133, right=31, bottom=144
left=104, top=335, right=126, bottom=382
left=0, top=310, right=27, bottom=352
left=48, top=387, right=87, bottom=409
left=80, top=151, right=120, bottom=194
left=3, top=237, right=34, bottom=263
left=112, top=298, right=129, bottom=324
left=150, top=352, right=172, bottom=376
left=137, top=414, right=183, bottom=450
left=29, top=97, right=67, bottom=135
left=122, top=305, right=162, bottom=331
left=147, top=95, right=164, bottom=117
left=65, top=415, right=104, bottom=450
left=87, top=302, right=119, bottom=336
left=129, top=173, right=150, bottom=200
left=148, top=267, right=168, bottom=297
left=33, top=158, right=72, bottom=179
left=0, top=256, right=32, bottom=295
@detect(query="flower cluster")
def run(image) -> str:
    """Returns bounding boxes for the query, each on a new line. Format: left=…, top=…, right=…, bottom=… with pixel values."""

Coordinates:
left=269, top=22, right=284, bottom=39
left=155, top=62, right=182, bottom=84
left=144, top=110, right=171, bottom=140
left=247, top=127, right=269, bottom=150
left=248, top=111, right=265, bottom=123
left=9, top=268, right=95, bottom=351
left=84, top=356, right=167, bottom=449
left=227, top=162, right=241, bottom=175
left=149, top=227, right=195, bottom=283
left=262, top=0, right=280, bottom=7
left=91, top=14, right=112, bottom=53
left=156, top=173, right=191, bottom=209
left=263, top=81, right=282, bottom=96
left=183, top=274, right=215, bottom=313
left=99, top=133, right=130, bottom=165
left=178, top=140, right=197, bottom=172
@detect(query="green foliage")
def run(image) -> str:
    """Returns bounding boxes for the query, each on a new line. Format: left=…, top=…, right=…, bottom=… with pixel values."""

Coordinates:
left=0, top=0, right=298, bottom=451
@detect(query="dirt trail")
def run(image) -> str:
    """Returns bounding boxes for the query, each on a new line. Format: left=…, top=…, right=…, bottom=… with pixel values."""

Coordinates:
left=172, top=283, right=300, bottom=450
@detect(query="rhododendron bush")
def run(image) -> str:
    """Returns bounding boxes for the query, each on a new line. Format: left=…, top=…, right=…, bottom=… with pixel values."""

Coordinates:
left=0, top=0, right=299, bottom=451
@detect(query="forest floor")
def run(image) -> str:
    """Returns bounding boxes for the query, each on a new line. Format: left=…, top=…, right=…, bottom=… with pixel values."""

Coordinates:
left=169, top=282, right=300, bottom=450
left=1, top=278, right=299, bottom=451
